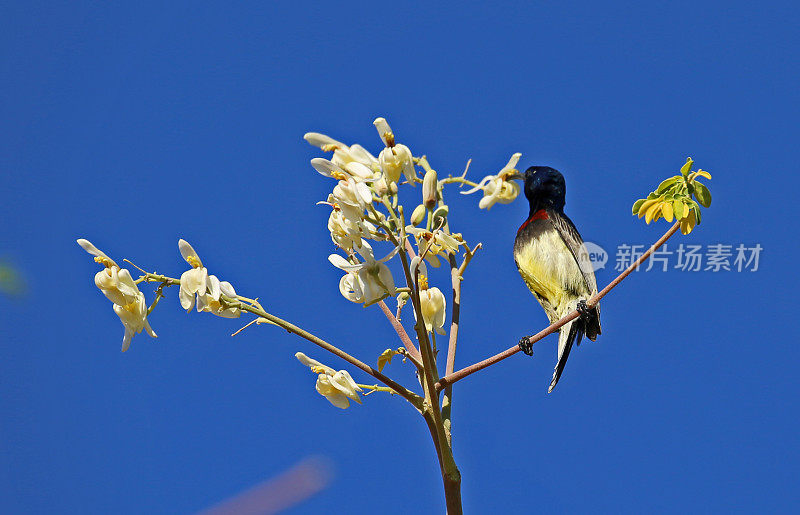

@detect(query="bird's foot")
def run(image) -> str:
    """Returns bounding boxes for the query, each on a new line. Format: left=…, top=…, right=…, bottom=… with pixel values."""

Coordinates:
left=518, top=336, right=534, bottom=356
left=577, top=299, right=593, bottom=320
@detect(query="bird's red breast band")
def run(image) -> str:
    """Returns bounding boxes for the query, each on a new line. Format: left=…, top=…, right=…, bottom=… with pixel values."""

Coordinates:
left=517, top=209, right=548, bottom=234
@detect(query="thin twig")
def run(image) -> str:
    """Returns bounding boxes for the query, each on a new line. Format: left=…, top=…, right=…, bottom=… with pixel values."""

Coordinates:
left=377, top=300, right=423, bottom=365
left=435, top=221, right=682, bottom=392
left=123, top=258, right=148, bottom=275
left=458, top=159, right=472, bottom=184
left=231, top=317, right=260, bottom=336
left=146, top=282, right=167, bottom=316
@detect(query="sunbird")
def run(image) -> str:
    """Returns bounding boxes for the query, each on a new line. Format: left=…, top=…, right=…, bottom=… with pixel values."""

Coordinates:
left=512, top=166, right=601, bottom=393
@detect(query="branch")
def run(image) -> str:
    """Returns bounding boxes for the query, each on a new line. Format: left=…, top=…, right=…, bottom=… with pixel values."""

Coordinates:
left=444, top=243, right=480, bottom=377
left=139, top=274, right=423, bottom=409
left=435, top=221, right=681, bottom=392
left=422, top=411, right=463, bottom=515
left=377, top=299, right=423, bottom=366
left=445, top=254, right=461, bottom=376
left=441, top=243, right=481, bottom=445
left=404, top=237, right=417, bottom=259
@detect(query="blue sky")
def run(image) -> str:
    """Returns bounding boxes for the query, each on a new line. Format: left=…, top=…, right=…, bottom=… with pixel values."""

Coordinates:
left=1, top=1, right=798, bottom=513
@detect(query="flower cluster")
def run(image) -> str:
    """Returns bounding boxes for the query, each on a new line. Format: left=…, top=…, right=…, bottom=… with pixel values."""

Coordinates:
left=77, top=239, right=157, bottom=351
left=77, top=237, right=247, bottom=352
left=296, top=352, right=362, bottom=409
left=305, top=117, right=423, bottom=307
left=461, top=153, right=523, bottom=209
left=304, top=117, right=499, bottom=340
left=178, top=239, right=241, bottom=318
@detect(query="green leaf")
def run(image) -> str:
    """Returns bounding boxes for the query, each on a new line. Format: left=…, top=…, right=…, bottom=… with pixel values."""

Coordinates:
left=694, top=182, right=712, bottom=207
left=691, top=200, right=702, bottom=224
left=673, top=199, right=684, bottom=219
left=680, top=157, right=693, bottom=177
left=656, top=176, right=681, bottom=194
left=632, top=198, right=646, bottom=215
left=686, top=183, right=695, bottom=195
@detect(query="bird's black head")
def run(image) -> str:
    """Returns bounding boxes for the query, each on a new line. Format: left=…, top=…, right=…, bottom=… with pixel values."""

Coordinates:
left=520, top=166, right=566, bottom=215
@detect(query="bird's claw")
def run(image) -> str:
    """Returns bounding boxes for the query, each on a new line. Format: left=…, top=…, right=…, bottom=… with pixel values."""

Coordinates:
left=577, top=299, right=592, bottom=319
left=518, top=336, right=534, bottom=356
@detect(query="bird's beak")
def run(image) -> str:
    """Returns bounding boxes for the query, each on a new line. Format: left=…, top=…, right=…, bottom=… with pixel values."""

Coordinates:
left=507, top=172, right=525, bottom=182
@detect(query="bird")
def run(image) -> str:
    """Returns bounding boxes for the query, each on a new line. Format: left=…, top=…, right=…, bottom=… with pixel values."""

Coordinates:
left=512, top=166, right=601, bottom=393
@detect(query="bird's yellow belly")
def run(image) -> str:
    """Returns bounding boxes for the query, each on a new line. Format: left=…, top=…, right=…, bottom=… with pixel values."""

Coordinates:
left=514, top=230, right=588, bottom=319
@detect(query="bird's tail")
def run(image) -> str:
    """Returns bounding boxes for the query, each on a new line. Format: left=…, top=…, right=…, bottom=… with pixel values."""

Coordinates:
left=548, top=308, right=585, bottom=393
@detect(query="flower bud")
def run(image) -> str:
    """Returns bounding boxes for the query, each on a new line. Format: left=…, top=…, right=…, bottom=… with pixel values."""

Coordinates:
left=396, top=291, right=410, bottom=313
left=304, top=132, right=345, bottom=150
left=432, top=205, right=449, bottom=228
left=373, top=117, right=395, bottom=147
left=410, top=204, right=427, bottom=226
left=374, top=177, right=389, bottom=197
left=423, top=169, right=438, bottom=209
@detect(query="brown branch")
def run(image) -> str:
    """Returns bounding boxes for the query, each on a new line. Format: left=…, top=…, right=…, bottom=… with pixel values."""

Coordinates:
left=139, top=275, right=423, bottom=408
left=440, top=253, right=462, bottom=447
left=404, top=237, right=417, bottom=259
left=444, top=244, right=480, bottom=377
left=422, top=412, right=463, bottom=514
left=241, top=306, right=423, bottom=408
left=377, top=299, right=423, bottom=365
left=435, top=221, right=682, bottom=392
left=445, top=254, right=462, bottom=377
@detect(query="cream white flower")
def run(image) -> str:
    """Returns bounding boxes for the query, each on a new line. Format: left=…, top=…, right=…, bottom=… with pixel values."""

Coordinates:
left=310, top=157, right=348, bottom=180
left=378, top=145, right=416, bottom=185
left=304, top=133, right=380, bottom=172
left=410, top=255, right=428, bottom=282
left=372, top=117, right=395, bottom=147
left=461, top=153, right=522, bottom=209
left=331, top=144, right=379, bottom=173
left=178, top=239, right=210, bottom=311
left=77, top=239, right=156, bottom=351
left=304, top=132, right=346, bottom=150
left=373, top=117, right=417, bottom=185
left=178, top=239, right=240, bottom=317
left=332, top=177, right=373, bottom=222
left=405, top=226, right=461, bottom=267
left=329, top=241, right=398, bottom=305
left=324, top=202, right=380, bottom=251
left=407, top=256, right=446, bottom=334
left=419, top=287, right=447, bottom=335
left=310, top=157, right=376, bottom=182
left=113, top=291, right=157, bottom=351
left=296, top=352, right=362, bottom=409
left=94, top=264, right=140, bottom=307
left=197, top=276, right=241, bottom=318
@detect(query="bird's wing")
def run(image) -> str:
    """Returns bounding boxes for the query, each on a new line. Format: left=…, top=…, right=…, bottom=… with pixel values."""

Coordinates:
left=548, top=210, right=598, bottom=295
